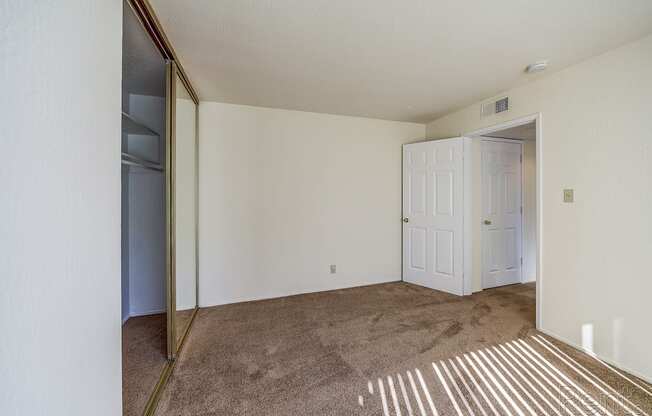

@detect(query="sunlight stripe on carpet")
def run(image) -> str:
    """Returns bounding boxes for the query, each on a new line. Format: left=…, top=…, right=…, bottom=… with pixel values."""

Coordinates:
left=407, top=370, right=427, bottom=416
left=397, top=374, right=415, bottom=416
left=441, top=360, right=476, bottom=416
left=433, top=362, right=464, bottom=416
left=361, top=337, right=650, bottom=416
left=533, top=335, right=649, bottom=416
left=449, top=359, right=489, bottom=416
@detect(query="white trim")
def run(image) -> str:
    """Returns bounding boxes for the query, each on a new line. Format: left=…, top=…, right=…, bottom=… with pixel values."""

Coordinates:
left=475, top=137, right=524, bottom=144
left=537, top=328, right=652, bottom=385
left=405, top=136, right=465, bottom=146
left=465, top=114, right=539, bottom=138
left=464, top=113, right=542, bottom=330
left=122, top=308, right=166, bottom=325
left=462, top=137, right=473, bottom=295
left=202, top=280, right=403, bottom=307
left=125, top=308, right=166, bottom=320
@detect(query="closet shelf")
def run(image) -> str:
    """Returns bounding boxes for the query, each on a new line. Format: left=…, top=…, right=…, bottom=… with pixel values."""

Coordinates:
left=122, top=152, right=163, bottom=172
left=122, top=112, right=160, bottom=137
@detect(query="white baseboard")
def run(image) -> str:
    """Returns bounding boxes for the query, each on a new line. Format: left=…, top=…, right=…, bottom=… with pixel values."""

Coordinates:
left=538, top=328, right=652, bottom=385
left=130, top=308, right=166, bottom=317
left=122, top=308, right=166, bottom=325
left=200, top=279, right=402, bottom=308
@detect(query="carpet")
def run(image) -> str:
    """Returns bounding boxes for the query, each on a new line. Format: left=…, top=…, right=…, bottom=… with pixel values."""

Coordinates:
left=153, top=282, right=651, bottom=415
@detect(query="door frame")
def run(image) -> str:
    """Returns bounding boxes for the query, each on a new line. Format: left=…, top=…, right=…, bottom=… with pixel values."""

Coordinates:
left=478, top=137, right=524, bottom=289
left=464, top=113, right=542, bottom=330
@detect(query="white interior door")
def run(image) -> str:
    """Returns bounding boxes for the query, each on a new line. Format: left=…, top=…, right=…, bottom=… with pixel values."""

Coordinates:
left=402, top=139, right=464, bottom=295
left=481, top=139, right=523, bottom=289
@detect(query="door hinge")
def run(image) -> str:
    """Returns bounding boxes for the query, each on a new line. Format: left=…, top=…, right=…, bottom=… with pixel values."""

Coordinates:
left=520, top=154, right=522, bottom=163
left=520, top=206, right=523, bottom=214
left=520, top=257, right=523, bottom=265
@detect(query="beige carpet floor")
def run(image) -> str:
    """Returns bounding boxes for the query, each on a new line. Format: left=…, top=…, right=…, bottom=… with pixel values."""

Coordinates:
left=176, top=308, right=196, bottom=346
left=154, top=282, right=652, bottom=415
left=123, top=313, right=168, bottom=416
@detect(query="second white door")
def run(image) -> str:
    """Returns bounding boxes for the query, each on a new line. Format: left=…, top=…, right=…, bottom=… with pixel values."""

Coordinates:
left=481, top=140, right=523, bottom=289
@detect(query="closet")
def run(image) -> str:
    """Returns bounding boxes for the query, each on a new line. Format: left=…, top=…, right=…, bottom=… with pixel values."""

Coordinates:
left=121, top=1, right=199, bottom=415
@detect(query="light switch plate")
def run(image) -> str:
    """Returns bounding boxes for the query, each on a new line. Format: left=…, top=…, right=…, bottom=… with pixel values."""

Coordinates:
left=563, top=189, right=574, bottom=203
left=330, top=264, right=336, bottom=274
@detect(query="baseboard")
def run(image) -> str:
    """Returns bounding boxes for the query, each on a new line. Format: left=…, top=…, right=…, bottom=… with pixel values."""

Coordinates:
left=199, top=278, right=403, bottom=308
left=130, top=308, right=166, bottom=317
left=538, top=328, right=652, bottom=385
left=123, top=308, right=167, bottom=325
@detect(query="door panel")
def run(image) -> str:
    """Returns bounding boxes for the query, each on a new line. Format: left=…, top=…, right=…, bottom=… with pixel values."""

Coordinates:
left=409, top=227, right=427, bottom=271
left=434, top=172, right=453, bottom=215
left=481, top=140, right=523, bottom=289
left=409, top=170, right=427, bottom=216
left=504, top=228, right=518, bottom=269
left=434, top=230, right=454, bottom=275
left=403, top=139, right=464, bottom=295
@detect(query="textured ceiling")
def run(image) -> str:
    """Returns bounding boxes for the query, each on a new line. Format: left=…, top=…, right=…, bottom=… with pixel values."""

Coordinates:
left=150, top=0, right=652, bottom=123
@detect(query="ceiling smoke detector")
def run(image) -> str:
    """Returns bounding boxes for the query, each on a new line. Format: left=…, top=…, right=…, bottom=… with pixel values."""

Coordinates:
left=525, top=61, right=548, bottom=73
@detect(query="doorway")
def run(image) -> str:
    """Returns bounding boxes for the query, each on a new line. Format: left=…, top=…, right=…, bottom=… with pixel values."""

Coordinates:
left=401, top=115, right=541, bottom=328
left=466, top=115, right=540, bottom=329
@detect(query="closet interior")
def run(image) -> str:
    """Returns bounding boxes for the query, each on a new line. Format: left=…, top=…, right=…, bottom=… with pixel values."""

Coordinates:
left=121, top=1, right=199, bottom=415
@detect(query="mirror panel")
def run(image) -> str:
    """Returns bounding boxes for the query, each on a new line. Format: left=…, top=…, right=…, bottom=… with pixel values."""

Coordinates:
left=121, top=2, right=169, bottom=414
left=173, top=70, right=198, bottom=348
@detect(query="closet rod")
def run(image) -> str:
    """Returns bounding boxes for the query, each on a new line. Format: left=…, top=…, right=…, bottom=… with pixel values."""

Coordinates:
left=121, top=153, right=164, bottom=172
left=122, top=159, right=163, bottom=172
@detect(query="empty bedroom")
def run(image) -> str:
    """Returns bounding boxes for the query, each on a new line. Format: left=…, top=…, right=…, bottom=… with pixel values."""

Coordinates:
left=2, top=1, right=652, bottom=415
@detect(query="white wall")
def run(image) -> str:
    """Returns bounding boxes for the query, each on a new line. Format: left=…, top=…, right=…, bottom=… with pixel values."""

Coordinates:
left=0, top=1, right=122, bottom=415
left=198, top=102, right=425, bottom=306
left=426, top=34, right=652, bottom=381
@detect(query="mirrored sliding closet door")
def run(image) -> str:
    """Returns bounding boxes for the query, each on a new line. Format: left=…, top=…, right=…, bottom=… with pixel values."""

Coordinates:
left=121, top=1, right=169, bottom=415
left=122, top=1, right=200, bottom=415
left=168, top=62, right=199, bottom=357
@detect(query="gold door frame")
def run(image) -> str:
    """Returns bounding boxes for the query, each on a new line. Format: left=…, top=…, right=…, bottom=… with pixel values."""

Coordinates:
left=142, top=52, right=200, bottom=416
left=127, top=0, right=199, bottom=103
left=124, top=1, right=200, bottom=415
left=165, top=60, right=176, bottom=360
left=166, top=61, right=200, bottom=360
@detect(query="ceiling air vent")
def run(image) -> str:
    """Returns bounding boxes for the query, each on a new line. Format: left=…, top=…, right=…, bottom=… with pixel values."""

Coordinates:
left=481, top=96, right=509, bottom=118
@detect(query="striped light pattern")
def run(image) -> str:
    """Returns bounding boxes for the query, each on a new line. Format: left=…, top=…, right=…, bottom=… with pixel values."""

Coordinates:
left=359, top=336, right=651, bottom=416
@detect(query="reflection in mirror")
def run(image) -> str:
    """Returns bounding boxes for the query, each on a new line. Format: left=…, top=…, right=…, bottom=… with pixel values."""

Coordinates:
left=121, top=1, right=168, bottom=415
left=174, top=72, right=198, bottom=347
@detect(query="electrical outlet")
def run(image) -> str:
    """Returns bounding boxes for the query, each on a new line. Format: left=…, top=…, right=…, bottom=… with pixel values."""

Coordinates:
left=563, top=189, right=574, bottom=203
left=330, top=264, right=336, bottom=274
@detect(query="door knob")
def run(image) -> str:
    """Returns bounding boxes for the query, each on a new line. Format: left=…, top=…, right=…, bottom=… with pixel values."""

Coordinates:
left=402, top=217, right=409, bottom=223
left=484, top=220, right=492, bottom=225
